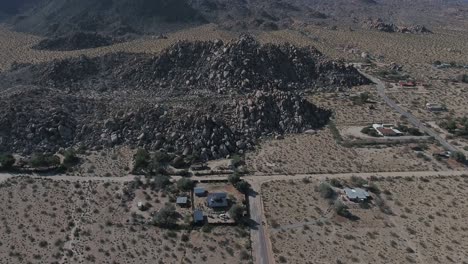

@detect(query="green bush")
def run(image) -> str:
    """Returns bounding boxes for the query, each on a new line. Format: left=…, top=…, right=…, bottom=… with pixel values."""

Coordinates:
left=29, top=154, right=60, bottom=168
left=62, top=149, right=80, bottom=168
left=451, top=151, right=466, bottom=163
left=176, top=178, right=194, bottom=191
left=0, top=154, right=15, bottom=171
left=235, top=180, right=251, bottom=194
left=228, top=173, right=241, bottom=185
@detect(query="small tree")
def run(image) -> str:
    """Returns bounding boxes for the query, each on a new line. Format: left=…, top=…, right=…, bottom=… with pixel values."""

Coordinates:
left=0, top=154, right=15, bottom=171
left=318, top=182, right=335, bottom=199
left=451, top=151, right=466, bottom=163
left=235, top=180, right=251, bottom=194
left=228, top=173, right=241, bottom=185
left=133, top=149, right=150, bottom=172
left=177, top=178, right=194, bottom=192
left=153, top=203, right=178, bottom=228
left=334, top=200, right=350, bottom=217
left=229, top=204, right=245, bottom=222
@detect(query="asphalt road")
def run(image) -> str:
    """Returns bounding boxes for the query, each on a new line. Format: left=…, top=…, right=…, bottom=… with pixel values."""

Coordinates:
left=360, top=71, right=458, bottom=152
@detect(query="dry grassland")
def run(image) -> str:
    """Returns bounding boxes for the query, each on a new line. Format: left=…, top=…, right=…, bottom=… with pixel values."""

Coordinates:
left=0, top=177, right=251, bottom=264
left=74, top=146, right=135, bottom=177
left=262, top=175, right=468, bottom=264
left=246, top=128, right=446, bottom=175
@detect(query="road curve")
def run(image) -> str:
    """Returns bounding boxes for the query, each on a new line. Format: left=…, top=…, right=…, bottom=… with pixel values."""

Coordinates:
left=359, top=71, right=458, bottom=152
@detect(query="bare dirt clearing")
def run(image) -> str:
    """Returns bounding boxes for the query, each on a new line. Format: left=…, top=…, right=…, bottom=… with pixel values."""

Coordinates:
left=262, top=175, right=468, bottom=264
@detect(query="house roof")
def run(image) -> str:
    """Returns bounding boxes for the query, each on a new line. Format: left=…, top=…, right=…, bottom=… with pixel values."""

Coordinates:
left=344, top=188, right=370, bottom=200
left=194, top=210, right=204, bottom=222
left=176, top=197, right=188, bottom=204
left=376, top=127, right=398, bottom=136
left=207, top=193, right=228, bottom=208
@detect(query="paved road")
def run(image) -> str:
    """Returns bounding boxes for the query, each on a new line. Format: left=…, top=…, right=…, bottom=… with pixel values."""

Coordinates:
left=359, top=71, right=458, bottom=152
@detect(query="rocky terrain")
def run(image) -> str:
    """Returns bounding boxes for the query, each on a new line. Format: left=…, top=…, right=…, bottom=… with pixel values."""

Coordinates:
left=365, top=18, right=433, bottom=34
left=0, top=36, right=369, bottom=162
left=2, top=35, right=369, bottom=96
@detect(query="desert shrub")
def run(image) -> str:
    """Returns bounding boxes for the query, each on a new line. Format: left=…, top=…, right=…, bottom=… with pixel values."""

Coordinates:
left=0, top=154, right=15, bottom=171
left=329, top=178, right=343, bottom=188
left=334, top=200, right=350, bottom=217
left=329, top=121, right=343, bottom=142
left=231, top=155, right=244, bottom=167
left=458, top=74, right=468, bottom=83
left=367, top=182, right=380, bottom=194
left=153, top=203, right=178, bottom=228
left=62, top=149, right=80, bottom=168
left=29, top=154, right=60, bottom=168
left=176, top=178, right=194, bottom=191
left=375, top=196, right=393, bottom=214
left=150, top=175, right=172, bottom=190
left=318, top=182, right=335, bottom=199
left=350, top=176, right=367, bottom=187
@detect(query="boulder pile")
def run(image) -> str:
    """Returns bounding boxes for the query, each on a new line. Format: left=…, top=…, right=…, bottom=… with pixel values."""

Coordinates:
left=366, top=18, right=432, bottom=34
left=28, top=35, right=369, bottom=95
left=0, top=88, right=330, bottom=161
left=0, top=36, right=368, bottom=162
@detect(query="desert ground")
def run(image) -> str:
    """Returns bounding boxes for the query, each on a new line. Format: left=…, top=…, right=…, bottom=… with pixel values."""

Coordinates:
left=245, top=127, right=450, bottom=175
left=262, top=175, right=468, bottom=264
left=0, top=177, right=251, bottom=264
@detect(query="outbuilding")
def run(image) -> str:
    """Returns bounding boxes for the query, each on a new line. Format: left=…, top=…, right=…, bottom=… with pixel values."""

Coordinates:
left=176, top=197, right=189, bottom=207
left=193, top=210, right=205, bottom=224
left=194, top=187, right=206, bottom=197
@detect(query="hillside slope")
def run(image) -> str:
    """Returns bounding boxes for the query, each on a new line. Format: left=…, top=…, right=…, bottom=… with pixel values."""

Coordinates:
left=5, top=0, right=467, bottom=36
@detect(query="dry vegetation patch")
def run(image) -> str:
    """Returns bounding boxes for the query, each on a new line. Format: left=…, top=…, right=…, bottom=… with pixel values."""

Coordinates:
left=262, top=175, right=468, bottom=264
left=0, top=177, right=251, bottom=264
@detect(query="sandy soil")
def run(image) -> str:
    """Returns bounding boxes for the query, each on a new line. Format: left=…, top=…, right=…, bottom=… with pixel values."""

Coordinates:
left=0, top=177, right=251, bottom=264
left=246, top=128, right=447, bottom=175
left=262, top=175, right=468, bottom=264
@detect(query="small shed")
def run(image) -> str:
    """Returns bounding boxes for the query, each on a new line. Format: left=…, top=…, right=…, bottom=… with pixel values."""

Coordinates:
left=176, top=197, right=189, bottom=206
left=344, top=188, right=370, bottom=202
left=194, top=187, right=206, bottom=197
left=193, top=210, right=204, bottom=224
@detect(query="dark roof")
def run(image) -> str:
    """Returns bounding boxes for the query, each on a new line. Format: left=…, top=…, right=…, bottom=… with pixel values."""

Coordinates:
left=194, top=210, right=204, bottom=222
left=194, top=187, right=205, bottom=194
left=207, top=192, right=228, bottom=208
left=344, top=188, right=370, bottom=200
left=176, top=197, right=188, bottom=204
left=376, top=127, right=398, bottom=136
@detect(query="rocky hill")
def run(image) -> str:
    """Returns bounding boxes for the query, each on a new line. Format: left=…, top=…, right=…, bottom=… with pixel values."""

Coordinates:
left=4, top=0, right=467, bottom=36
left=0, top=37, right=367, bottom=162
left=4, top=36, right=368, bottom=96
